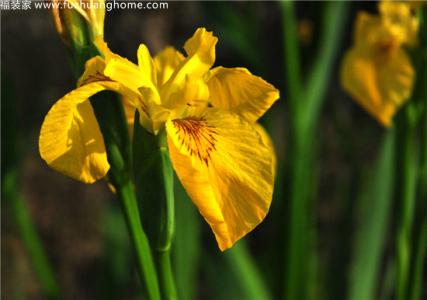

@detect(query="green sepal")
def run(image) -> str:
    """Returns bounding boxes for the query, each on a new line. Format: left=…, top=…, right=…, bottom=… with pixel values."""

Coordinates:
left=132, top=111, right=175, bottom=251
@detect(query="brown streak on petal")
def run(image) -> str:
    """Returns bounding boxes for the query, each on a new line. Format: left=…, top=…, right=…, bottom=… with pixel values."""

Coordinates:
left=173, top=117, right=217, bottom=166
left=80, top=72, right=112, bottom=86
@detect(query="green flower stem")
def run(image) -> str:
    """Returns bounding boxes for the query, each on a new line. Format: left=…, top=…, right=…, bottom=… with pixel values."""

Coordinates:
left=3, top=170, right=60, bottom=300
left=395, top=108, right=418, bottom=300
left=58, top=13, right=161, bottom=299
left=155, top=145, right=177, bottom=300
left=156, top=251, right=176, bottom=300
left=280, top=0, right=302, bottom=120
left=396, top=7, right=427, bottom=300
left=117, top=178, right=161, bottom=300
left=132, top=121, right=176, bottom=300
left=280, top=3, right=307, bottom=298
left=348, top=129, right=396, bottom=300
left=91, top=97, right=160, bottom=300
left=281, top=2, right=348, bottom=300
left=303, top=1, right=348, bottom=128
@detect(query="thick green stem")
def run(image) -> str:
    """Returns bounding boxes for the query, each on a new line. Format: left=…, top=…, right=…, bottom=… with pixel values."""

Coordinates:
left=132, top=122, right=177, bottom=300
left=156, top=145, right=177, bottom=300
left=118, top=180, right=161, bottom=300
left=395, top=110, right=418, bottom=300
left=156, top=251, right=176, bottom=300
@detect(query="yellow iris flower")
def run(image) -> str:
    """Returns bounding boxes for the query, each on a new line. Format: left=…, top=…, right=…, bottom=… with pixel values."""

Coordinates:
left=340, top=1, right=418, bottom=127
left=39, top=28, right=280, bottom=250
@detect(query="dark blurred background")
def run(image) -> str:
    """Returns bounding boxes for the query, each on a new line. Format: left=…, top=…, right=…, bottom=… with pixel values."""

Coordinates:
left=2, top=1, right=418, bottom=300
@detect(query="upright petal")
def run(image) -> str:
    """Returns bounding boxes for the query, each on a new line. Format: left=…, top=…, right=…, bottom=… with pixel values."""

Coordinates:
left=165, top=109, right=276, bottom=250
left=160, top=28, right=217, bottom=105
left=137, top=43, right=157, bottom=86
left=183, top=27, right=217, bottom=74
left=39, top=81, right=138, bottom=183
left=103, top=56, right=149, bottom=93
left=154, top=47, right=185, bottom=87
left=207, top=67, right=279, bottom=122
left=94, top=40, right=160, bottom=103
left=78, top=52, right=151, bottom=127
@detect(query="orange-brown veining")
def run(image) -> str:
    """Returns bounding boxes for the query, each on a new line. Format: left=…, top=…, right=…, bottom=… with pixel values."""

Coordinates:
left=80, top=72, right=112, bottom=86
left=173, top=117, right=217, bottom=165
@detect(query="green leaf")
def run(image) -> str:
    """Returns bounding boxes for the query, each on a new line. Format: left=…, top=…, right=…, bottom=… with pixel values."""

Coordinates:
left=348, top=129, right=396, bottom=300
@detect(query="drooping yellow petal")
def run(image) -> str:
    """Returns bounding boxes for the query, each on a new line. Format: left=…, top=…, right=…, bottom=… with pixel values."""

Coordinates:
left=39, top=81, right=138, bottom=183
left=340, top=46, right=414, bottom=127
left=207, top=67, right=280, bottom=122
left=165, top=109, right=276, bottom=250
left=254, top=123, right=277, bottom=172
left=154, top=47, right=185, bottom=87
left=160, top=28, right=217, bottom=105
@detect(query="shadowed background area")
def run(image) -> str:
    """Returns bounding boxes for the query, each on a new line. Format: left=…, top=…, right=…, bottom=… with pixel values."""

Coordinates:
left=2, top=1, right=426, bottom=300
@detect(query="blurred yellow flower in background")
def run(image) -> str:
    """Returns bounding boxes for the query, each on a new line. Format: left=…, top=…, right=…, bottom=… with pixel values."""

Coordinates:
left=340, top=1, right=418, bottom=127
left=39, top=28, right=279, bottom=250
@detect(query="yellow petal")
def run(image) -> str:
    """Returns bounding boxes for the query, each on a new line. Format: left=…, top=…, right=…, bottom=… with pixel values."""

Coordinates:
left=254, top=123, right=277, bottom=173
left=94, top=37, right=114, bottom=59
left=207, top=67, right=280, bottom=122
left=160, top=28, right=217, bottom=104
left=137, top=43, right=157, bottom=87
left=94, top=40, right=160, bottom=103
left=354, top=12, right=383, bottom=48
left=166, top=109, right=276, bottom=250
left=39, top=81, right=137, bottom=183
left=340, top=46, right=414, bottom=127
left=103, top=56, right=147, bottom=93
left=154, top=47, right=185, bottom=87
left=164, top=74, right=210, bottom=110
left=78, top=51, right=151, bottom=128
left=379, top=0, right=419, bottom=46
left=77, top=55, right=107, bottom=87
left=183, top=27, right=217, bottom=74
